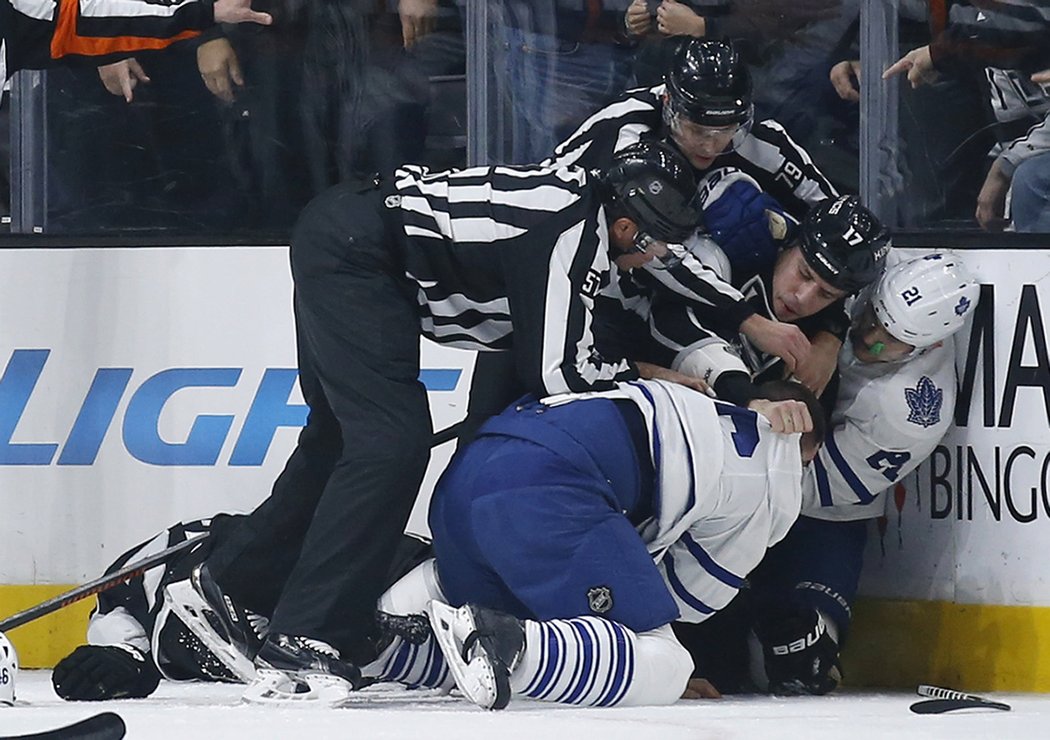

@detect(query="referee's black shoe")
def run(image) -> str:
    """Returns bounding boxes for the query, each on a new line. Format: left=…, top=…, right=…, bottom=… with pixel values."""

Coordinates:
left=190, top=562, right=268, bottom=660
left=254, top=633, right=365, bottom=690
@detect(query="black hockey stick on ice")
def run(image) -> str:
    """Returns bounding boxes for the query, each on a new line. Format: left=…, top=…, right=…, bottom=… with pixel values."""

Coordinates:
left=0, top=536, right=206, bottom=633
left=0, top=712, right=126, bottom=740
left=910, top=684, right=1011, bottom=714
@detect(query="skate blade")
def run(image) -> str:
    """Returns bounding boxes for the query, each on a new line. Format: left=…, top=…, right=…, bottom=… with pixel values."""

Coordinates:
left=426, top=601, right=501, bottom=710
left=162, top=579, right=257, bottom=682
left=242, top=669, right=355, bottom=708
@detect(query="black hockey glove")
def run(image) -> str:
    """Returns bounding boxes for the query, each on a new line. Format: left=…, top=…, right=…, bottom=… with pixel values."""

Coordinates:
left=53, top=644, right=162, bottom=701
left=754, top=607, right=842, bottom=696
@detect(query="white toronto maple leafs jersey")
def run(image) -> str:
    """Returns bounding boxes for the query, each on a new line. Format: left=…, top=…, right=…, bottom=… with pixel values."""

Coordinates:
left=545, top=379, right=804, bottom=622
left=801, top=335, right=958, bottom=522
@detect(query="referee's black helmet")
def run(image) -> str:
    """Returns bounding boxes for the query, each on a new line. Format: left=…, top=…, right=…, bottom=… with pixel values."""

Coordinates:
left=599, top=139, right=701, bottom=243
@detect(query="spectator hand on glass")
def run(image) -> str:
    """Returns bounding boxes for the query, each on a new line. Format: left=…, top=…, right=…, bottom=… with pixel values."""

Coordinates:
left=624, top=0, right=653, bottom=38
left=883, top=45, right=939, bottom=88
left=399, top=0, right=438, bottom=49
left=829, top=59, right=861, bottom=102
left=97, top=58, right=150, bottom=103
left=197, top=38, right=244, bottom=104
left=655, top=0, right=706, bottom=38
left=975, top=158, right=1011, bottom=231
left=213, top=0, right=273, bottom=26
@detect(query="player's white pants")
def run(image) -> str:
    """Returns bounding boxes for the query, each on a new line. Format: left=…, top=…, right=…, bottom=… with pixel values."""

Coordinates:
left=511, top=618, right=693, bottom=707
left=365, top=560, right=693, bottom=705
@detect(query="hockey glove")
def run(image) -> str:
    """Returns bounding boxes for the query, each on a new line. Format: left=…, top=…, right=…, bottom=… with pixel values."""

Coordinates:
left=52, top=644, right=162, bottom=701
left=754, top=607, right=842, bottom=696
left=700, top=169, right=792, bottom=276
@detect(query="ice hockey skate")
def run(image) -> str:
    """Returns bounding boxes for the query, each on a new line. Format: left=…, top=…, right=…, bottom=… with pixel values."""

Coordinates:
left=161, top=578, right=260, bottom=683
left=243, top=633, right=364, bottom=707
left=189, top=563, right=268, bottom=660
left=427, top=601, right=524, bottom=710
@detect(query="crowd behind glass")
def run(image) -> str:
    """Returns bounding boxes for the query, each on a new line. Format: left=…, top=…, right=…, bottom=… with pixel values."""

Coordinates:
left=1, top=0, right=1047, bottom=237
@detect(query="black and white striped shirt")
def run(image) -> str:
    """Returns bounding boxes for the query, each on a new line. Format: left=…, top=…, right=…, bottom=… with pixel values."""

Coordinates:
left=392, top=162, right=755, bottom=396
left=393, top=162, right=639, bottom=396
left=545, top=83, right=838, bottom=222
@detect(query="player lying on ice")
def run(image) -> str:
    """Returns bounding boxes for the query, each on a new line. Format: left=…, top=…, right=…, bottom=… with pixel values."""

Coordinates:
left=52, top=377, right=822, bottom=709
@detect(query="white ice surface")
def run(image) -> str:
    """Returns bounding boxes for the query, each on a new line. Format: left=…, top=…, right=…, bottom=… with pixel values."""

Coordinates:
left=4, top=671, right=1050, bottom=739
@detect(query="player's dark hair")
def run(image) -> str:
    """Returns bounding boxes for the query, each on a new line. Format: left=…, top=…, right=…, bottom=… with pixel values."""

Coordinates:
left=753, top=379, right=827, bottom=452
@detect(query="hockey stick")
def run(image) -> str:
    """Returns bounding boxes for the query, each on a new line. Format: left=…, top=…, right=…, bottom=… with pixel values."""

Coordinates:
left=910, top=684, right=1011, bottom=714
left=0, top=536, right=206, bottom=633
left=0, top=712, right=126, bottom=740
left=0, top=418, right=472, bottom=635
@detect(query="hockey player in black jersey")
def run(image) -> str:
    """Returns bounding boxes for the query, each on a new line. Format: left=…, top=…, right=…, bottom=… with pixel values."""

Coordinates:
left=50, top=517, right=449, bottom=701
left=549, top=38, right=838, bottom=229
left=548, top=38, right=844, bottom=393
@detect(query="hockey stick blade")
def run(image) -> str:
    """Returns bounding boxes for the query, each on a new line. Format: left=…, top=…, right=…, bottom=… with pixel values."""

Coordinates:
left=910, top=698, right=1011, bottom=714
left=0, top=535, right=207, bottom=633
left=0, top=712, right=126, bottom=740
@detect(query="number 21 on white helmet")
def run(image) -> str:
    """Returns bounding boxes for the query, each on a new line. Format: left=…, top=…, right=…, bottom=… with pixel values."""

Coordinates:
left=872, top=252, right=980, bottom=348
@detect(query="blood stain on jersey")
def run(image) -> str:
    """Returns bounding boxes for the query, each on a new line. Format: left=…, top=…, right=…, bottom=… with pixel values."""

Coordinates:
left=587, top=586, right=614, bottom=614
left=904, top=376, right=942, bottom=428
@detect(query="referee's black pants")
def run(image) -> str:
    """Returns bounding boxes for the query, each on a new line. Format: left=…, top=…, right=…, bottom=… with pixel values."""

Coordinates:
left=205, top=182, right=431, bottom=662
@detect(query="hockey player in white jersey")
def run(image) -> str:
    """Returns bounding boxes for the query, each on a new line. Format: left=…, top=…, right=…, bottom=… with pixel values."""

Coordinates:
left=803, top=252, right=980, bottom=518
left=675, top=252, right=981, bottom=696
left=424, top=379, right=825, bottom=710
left=50, top=518, right=450, bottom=702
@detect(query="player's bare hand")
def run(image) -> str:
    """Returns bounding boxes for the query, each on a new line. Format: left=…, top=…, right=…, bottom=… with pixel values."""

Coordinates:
left=636, top=361, right=712, bottom=395
left=748, top=398, right=813, bottom=435
left=98, top=58, right=150, bottom=103
left=829, top=60, right=861, bottom=102
left=1032, top=69, right=1050, bottom=85
left=213, top=0, right=272, bottom=26
left=656, top=0, right=705, bottom=38
left=976, top=160, right=1010, bottom=231
left=399, top=0, right=438, bottom=49
left=682, top=677, right=722, bottom=699
left=789, top=330, right=839, bottom=396
left=740, top=314, right=810, bottom=374
left=625, top=0, right=653, bottom=38
left=197, top=38, right=243, bottom=104
left=883, top=45, right=938, bottom=88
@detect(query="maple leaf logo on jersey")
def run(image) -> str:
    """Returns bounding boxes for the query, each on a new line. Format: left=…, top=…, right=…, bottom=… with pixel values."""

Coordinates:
left=905, top=376, right=942, bottom=428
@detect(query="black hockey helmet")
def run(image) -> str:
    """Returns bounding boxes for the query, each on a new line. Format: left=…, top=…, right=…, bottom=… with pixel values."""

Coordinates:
left=600, top=139, right=701, bottom=243
left=798, top=195, right=891, bottom=294
left=665, top=38, right=753, bottom=128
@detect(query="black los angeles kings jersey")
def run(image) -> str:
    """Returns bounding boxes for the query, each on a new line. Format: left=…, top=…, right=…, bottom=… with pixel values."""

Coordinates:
left=545, top=83, right=838, bottom=223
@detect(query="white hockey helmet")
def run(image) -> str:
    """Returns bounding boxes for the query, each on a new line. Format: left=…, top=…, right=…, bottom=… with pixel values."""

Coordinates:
left=871, top=253, right=979, bottom=348
left=0, top=631, right=18, bottom=706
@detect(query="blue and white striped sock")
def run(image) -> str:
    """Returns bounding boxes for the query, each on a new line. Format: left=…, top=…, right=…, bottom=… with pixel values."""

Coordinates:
left=511, top=616, right=637, bottom=707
